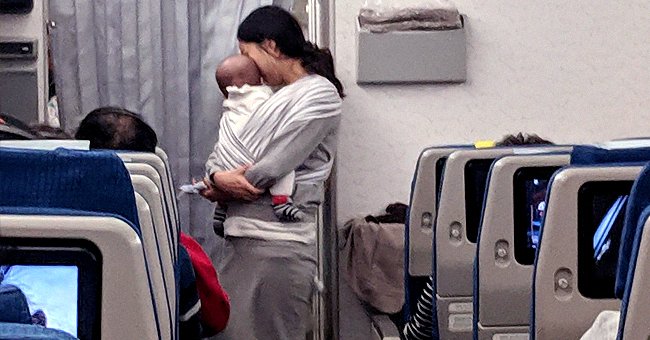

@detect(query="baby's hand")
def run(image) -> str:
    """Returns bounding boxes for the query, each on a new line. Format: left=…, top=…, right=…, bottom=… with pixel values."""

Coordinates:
left=180, top=179, right=208, bottom=194
left=194, top=178, right=209, bottom=190
left=197, top=178, right=219, bottom=202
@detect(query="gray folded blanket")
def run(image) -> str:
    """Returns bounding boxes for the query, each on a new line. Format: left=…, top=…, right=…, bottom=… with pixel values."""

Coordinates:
left=359, top=7, right=462, bottom=32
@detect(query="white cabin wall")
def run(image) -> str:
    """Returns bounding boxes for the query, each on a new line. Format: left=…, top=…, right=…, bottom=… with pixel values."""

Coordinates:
left=333, top=0, right=650, bottom=224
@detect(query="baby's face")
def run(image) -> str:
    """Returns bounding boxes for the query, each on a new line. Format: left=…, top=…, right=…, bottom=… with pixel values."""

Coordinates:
left=229, top=67, right=262, bottom=88
left=216, top=55, right=264, bottom=96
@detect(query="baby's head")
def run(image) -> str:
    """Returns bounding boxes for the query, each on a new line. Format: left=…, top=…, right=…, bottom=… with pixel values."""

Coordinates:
left=215, top=55, right=262, bottom=97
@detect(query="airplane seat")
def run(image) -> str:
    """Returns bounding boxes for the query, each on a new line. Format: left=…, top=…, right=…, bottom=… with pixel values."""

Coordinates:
left=131, top=177, right=175, bottom=340
left=530, top=146, right=650, bottom=340
left=119, top=151, right=186, bottom=340
left=531, top=161, right=643, bottom=340
left=617, top=206, right=650, bottom=339
left=0, top=207, right=160, bottom=339
left=154, top=148, right=182, bottom=283
left=473, top=153, right=570, bottom=340
left=154, top=147, right=180, bottom=229
left=614, top=162, right=650, bottom=299
left=434, top=147, right=526, bottom=339
left=118, top=152, right=179, bottom=261
left=122, top=157, right=180, bottom=339
left=404, top=145, right=468, bottom=321
left=0, top=148, right=163, bottom=339
left=0, top=148, right=139, bottom=225
left=433, top=146, right=568, bottom=339
left=0, top=284, right=32, bottom=324
left=125, top=163, right=176, bottom=252
left=153, top=148, right=181, bottom=301
left=571, top=145, right=650, bottom=165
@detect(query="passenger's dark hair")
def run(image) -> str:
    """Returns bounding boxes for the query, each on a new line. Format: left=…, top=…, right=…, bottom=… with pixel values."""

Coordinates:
left=496, top=132, right=554, bottom=146
left=75, top=106, right=158, bottom=152
left=237, top=6, right=345, bottom=98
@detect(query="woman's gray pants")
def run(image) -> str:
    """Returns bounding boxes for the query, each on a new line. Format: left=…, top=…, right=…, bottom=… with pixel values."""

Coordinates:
left=213, top=236, right=317, bottom=340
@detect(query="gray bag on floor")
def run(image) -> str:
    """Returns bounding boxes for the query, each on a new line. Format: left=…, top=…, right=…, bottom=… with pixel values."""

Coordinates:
left=341, top=218, right=405, bottom=314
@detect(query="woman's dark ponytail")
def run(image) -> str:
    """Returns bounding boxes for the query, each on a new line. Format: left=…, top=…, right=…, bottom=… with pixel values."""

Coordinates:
left=301, top=43, right=345, bottom=98
left=238, top=6, right=345, bottom=98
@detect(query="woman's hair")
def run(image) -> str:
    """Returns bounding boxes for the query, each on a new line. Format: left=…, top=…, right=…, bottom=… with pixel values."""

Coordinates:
left=238, top=6, right=345, bottom=98
left=496, top=133, right=554, bottom=146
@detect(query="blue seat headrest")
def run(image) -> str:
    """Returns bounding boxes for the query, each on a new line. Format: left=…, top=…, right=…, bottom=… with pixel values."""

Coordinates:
left=0, top=285, right=31, bottom=325
left=0, top=148, right=139, bottom=230
left=615, top=162, right=650, bottom=298
left=571, top=145, right=650, bottom=165
left=0, top=322, right=78, bottom=340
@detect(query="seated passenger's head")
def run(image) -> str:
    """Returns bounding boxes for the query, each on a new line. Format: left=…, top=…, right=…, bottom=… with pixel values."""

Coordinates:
left=75, top=106, right=158, bottom=152
left=215, top=55, right=262, bottom=97
left=496, top=133, right=554, bottom=146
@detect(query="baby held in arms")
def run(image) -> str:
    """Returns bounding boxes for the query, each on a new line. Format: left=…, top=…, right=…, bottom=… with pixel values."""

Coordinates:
left=203, top=55, right=307, bottom=235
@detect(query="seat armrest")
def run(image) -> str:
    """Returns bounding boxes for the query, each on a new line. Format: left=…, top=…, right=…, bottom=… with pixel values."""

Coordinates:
left=370, top=314, right=401, bottom=340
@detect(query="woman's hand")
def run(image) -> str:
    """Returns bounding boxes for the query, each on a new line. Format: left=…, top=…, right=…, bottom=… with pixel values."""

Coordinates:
left=211, top=166, right=263, bottom=201
left=198, top=178, right=227, bottom=203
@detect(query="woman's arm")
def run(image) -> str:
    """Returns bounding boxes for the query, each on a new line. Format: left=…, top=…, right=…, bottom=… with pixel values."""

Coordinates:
left=199, top=182, right=230, bottom=203
left=207, top=167, right=261, bottom=202
left=245, top=114, right=340, bottom=189
left=211, top=84, right=341, bottom=198
left=207, top=114, right=338, bottom=199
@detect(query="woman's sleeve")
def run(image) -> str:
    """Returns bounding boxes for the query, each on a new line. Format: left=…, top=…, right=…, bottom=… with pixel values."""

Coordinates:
left=245, top=89, right=341, bottom=189
left=245, top=115, right=339, bottom=189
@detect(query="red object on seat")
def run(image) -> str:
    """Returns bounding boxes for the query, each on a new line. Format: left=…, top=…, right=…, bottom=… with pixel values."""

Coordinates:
left=180, top=232, right=230, bottom=335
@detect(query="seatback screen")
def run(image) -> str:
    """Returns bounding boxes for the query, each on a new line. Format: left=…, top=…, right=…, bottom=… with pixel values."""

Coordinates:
left=513, top=167, right=560, bottom=265
left=435, top=157, right=447, bottom=208
left=0, top=265, right=78, bottom=336
left=578, top=181, right=633, bottom=299
left=464, top=158, right=496, bottom=243
left=0, top=0, right=33, bottom=14
left=0, top=238, right=101, bottom=339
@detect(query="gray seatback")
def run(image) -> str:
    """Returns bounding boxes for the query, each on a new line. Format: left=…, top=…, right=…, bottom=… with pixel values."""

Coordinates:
left=435, top=148, right=518, bottom=338
left=132, top=192, right=173, bottom=340
left=154, top=147, right=180, bottom=234
left=0, top=214, right=160, bottom=339
left=533, top=166, right=641, bottom=340
left=118, top=152, right=178, bottom=261
left=125, top=163, right=174, bottom=263
left=476, top=154, right=569, bottom=339
left=409, top=147, right=460, bottom=276
left=131, top=175, right=176, bottom=340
